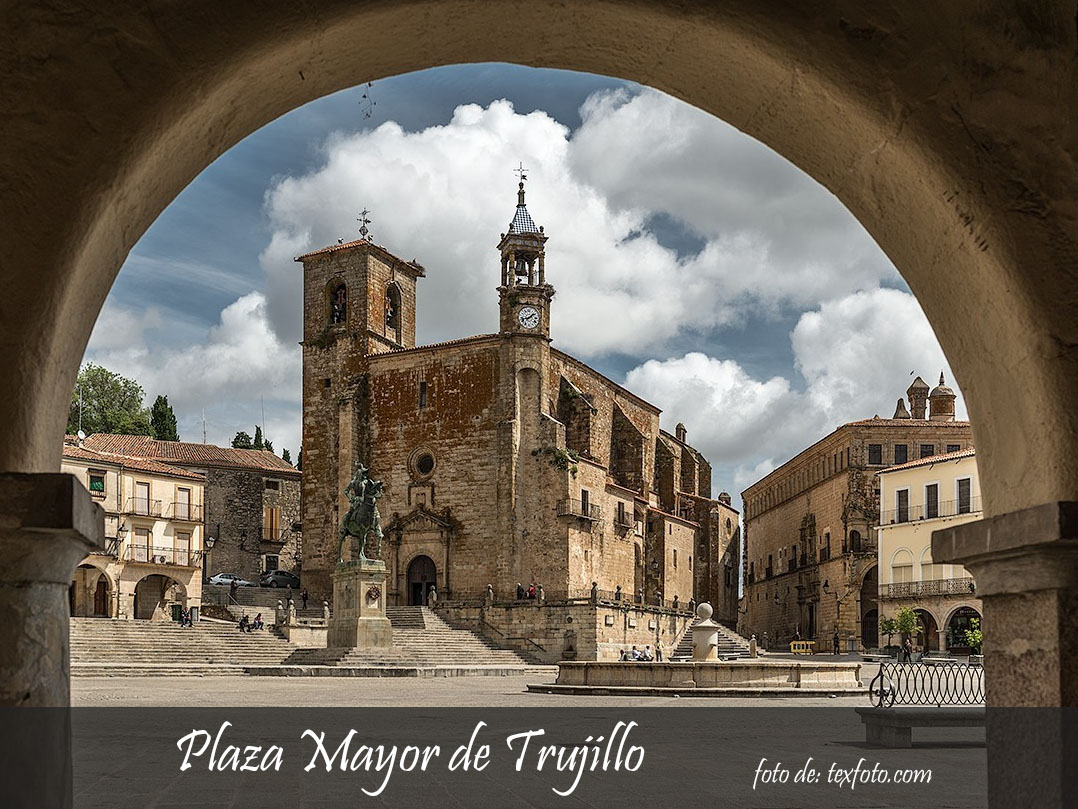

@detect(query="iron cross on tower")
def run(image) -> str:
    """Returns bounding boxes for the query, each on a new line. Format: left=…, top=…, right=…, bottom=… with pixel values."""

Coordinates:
left=357, top=209, right=372, bottom=241
left=514, top=162, right=528, bottom=184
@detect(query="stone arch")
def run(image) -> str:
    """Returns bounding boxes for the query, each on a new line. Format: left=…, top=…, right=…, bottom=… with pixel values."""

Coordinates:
left=70, top=561, right=116, bottom=618
left=327, top=276, right=347, bottom=326
left=384, top=281, right=402, bottom=338
left=132, top=574, right=187, bottom=621
left=405, top=554, right=437, bottom=606
left=889, top=548, right=914, bottom=583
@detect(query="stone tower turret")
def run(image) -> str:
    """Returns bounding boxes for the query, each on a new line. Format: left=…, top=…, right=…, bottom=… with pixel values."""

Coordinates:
left=497, top=174, right=554, bottom=337
left=928, top=372, right=957, bottom=421
left=892, top=398, right=911, bottom=419
left=907, top=376, right=930, bottom=419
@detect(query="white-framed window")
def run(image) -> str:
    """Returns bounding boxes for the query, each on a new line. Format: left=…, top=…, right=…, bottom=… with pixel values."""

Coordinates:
left=956, top=477, right=973, bottom=513
left=262, top=554, right=279, bottom=572
left=924, top=482, right=940, bottom=519
left=891, top=548, right=914, bottom=582
left=895, top=488, right=910, bottom=523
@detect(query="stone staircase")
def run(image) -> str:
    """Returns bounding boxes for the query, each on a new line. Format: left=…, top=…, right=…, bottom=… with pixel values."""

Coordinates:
left=70, top=617, right=296, bottom=676
left=279, top=606, right=540, bottom=668
left=670, top=617, right=753, bottom=660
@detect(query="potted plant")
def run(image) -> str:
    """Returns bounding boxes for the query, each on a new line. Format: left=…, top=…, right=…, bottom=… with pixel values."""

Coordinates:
left=965, top=617, right=984, bottom=665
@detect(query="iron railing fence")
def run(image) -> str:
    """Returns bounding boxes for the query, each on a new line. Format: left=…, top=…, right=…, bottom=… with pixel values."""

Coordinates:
left=557, top=499, right=602, bottom=520
left=164, top=502, right=203, bottom=521
left=868, top=661, right=985, bottom=707
left=124, top=544, right=204, bottom=567
left=91, top=538, right=121, bottom=557
left=123, top=497, right=162, bottom=517
left=884, top=577, right=976, bottom=599
left=880, top=496, right=982, bottom=525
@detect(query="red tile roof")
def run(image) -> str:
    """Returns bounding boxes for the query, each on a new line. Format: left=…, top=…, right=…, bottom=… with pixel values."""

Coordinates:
left=81, top=435, right=300, bottom=476
left=294, top=239, right=425, bottom=275
left=878, top=447, right=976, bottom=474
left=62, top=444, right=205, bottom=480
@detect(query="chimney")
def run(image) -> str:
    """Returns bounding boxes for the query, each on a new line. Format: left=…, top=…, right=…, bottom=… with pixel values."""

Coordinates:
left=907, top=376, right=930, bottom=419
left=675, top=422, right=687, bottom=443
left=892, top=398, right=911, bottom=419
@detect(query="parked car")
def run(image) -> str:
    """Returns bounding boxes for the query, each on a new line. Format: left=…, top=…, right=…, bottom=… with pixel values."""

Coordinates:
left=260, top=570, right=301, bottom=589
left=208, top=572, right=255, bottom=587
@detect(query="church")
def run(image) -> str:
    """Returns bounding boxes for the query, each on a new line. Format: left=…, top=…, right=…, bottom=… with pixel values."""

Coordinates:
left=297, top=179, right=740, bottom=623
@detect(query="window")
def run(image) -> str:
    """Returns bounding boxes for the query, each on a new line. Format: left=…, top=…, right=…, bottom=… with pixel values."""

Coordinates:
left=925, top=483, right=939, bottom=519
left=894, top=444, right=908, bottom=464
left=580, top=489, right=590, bottom=515
left=957, top=478, right=972, bottom=513
left=264, top=480, right=280, bottom=491
left=946, top=444, right=961, bottom=453
left=673, top=549, right=678, bottom=569
left=896, top=489, right=910, bottom=523
left=135, top=481, right=151, bottom=515
left=175, top=486, right=191, bottom=520
left=920, top=548, right=940, bottom=581
left=329, top=282, right=347, bottom=324
left=88, top=470, right=106, bottom=497
left=419, top=380, right=428, bottom=409
left=892, top=549, right=914, bottom=583
left=132, top=527, right=150, bottom=562
left=263, top=506, right=280, bottom=541
left=323, top=378, right=331, bottom=389
left=845, top=447, right=850, bottom=467
left=385, top=284, right=401, bottom=334
left=263, top=554, right=279, bottom=572
left=920, top=443, right=935, bottom=458
left=689, top=555, right=692, bottom=571
left=175, top=532, right=190, bottom=566
left=868, top=444, right=882, bottom=465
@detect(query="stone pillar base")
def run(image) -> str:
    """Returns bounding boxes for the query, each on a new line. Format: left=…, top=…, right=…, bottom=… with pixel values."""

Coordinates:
left=327, top=561, right=392, bottom=649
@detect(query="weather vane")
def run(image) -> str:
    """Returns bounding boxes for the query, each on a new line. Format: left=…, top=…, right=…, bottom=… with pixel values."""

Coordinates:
left=357, top=209, right=372, bottom=241
left=514, top=162, right=529, bottom=184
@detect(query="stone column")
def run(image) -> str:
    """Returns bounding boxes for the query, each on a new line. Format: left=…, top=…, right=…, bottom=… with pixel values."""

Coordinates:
left=933, top=502, right=1078, bottom=809
left=0, top=473, right=102, bottom=809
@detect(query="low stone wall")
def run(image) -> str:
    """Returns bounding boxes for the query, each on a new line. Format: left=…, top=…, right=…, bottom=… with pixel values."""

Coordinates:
left=278, top=624, right=328, bottom=648
left=438, top=600, right=692, bottom=664
left=556, top=660, right=862, bottom=691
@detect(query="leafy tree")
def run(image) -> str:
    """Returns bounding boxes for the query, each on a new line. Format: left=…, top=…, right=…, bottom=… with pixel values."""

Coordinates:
left=964, top=618, right=983, bottom=654
left=879, top=616, right=898, bottom=647
left=67, top=363, right=151, bottom=436
left=894, top=606, right=922, bottom=641
left=150, top=395, right=179, bottom=441
left=263, top=439, right=274, bottom=453
left=281, top=448, right=291, bottom=464
left=231, top=431, right=254, bottom=449
left=297, top=446, right=303, bottom=471
left=253, top=425, right=264, bottom=450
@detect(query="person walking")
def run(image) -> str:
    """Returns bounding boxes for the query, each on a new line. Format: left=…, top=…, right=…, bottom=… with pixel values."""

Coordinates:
left=516, top=582, right=525, bottom=600
left=902, top=636, right=914, bottom=663
left=833, top=631, right=841, bottom=655
left=301, top=588, right=309, bottom=610
left=229, top=578, right=238, bottom=604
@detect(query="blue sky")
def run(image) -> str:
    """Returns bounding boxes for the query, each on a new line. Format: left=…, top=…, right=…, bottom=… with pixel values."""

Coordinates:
left=86, top=64, right=963, bottom=506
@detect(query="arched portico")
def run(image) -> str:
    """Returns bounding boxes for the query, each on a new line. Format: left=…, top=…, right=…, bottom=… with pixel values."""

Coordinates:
left=2, top=3, right=1078, bottom=806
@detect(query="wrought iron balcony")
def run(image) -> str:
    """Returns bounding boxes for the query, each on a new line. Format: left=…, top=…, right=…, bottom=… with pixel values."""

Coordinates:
left=91, top=538, right=121, bottom=557
left=557, top=499, right=602, bottom=521
left=880, top=496, right=982, bottom=526
left=124, top=544, right=203, bottom=567
left=123, top=497, right=162, bottom=517
left=883, top=577, right=976, bottom=599
left=613, top=510, right=634, bottom=529
left=164, top=502, right=203, bottom=521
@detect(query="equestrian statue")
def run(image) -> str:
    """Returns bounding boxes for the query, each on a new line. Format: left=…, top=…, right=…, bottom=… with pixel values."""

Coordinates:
left=336, top=463, right=384, bottom=565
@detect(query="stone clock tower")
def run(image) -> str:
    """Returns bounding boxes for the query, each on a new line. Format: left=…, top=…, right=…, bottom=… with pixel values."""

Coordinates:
left=497, top=177, right=554, bottom=336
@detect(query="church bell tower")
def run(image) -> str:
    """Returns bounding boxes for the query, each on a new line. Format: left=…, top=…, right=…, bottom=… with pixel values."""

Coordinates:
left=498, top=169, right=554, bottom=337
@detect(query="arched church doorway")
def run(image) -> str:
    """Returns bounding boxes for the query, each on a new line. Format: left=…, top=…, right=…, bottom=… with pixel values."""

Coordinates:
left=407, top=555, right=437, bottom=606
left=858, top=565, right=878, bottom=650
left=133, top=574, right=186, bottom=621
left=946, top=606, right=981, bottom=654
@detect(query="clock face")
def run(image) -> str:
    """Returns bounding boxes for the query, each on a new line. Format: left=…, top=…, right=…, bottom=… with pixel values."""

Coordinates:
left=517, top=305, right=540, bottom=329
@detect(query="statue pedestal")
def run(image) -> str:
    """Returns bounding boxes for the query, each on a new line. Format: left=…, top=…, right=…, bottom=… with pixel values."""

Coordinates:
left=328, top=561, right=393, bottom=649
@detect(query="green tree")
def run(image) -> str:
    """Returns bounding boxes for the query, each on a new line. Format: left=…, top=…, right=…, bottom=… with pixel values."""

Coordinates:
left=879, top=616, right=898, bottom=647
left=231, top=431, right=253, bottom=449
left=964, top=618, right=983, bottom=654
left=67, top=363, right=151, bottom=436
left=263, top=439, right=274, bottom=453
left=894, top=606, right=922, bottom=641
left=281, top=448, right=291, bottom=465
left=297, top=446, right=302, bottom=471
left=150, top=395, right=179, bottom=441
left=253, top=425, right=264, bottom=450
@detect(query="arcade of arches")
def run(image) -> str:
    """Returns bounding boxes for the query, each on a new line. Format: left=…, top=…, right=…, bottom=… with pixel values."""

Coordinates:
left=2, top=2, right=1078, bottom=806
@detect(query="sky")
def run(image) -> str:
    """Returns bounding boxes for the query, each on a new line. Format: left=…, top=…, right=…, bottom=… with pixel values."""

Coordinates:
left=84, top=64, right=966, bottom=509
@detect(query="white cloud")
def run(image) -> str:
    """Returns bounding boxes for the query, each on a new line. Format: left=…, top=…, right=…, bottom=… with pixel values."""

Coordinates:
left=623, top=289, right=966, bottom=504
left=87, top=300, right=163, bottom=352
left=86, top=293, right=302, bottom=453
left=258, top=89, right=901, bottom=358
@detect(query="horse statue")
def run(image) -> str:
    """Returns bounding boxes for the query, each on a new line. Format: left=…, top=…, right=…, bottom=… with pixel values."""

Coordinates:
left=336, top=463, right=384, bottom=565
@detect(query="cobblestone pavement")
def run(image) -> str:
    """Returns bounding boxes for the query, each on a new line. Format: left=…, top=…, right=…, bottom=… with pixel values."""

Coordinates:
left=72, top=674, right=873, bottom=707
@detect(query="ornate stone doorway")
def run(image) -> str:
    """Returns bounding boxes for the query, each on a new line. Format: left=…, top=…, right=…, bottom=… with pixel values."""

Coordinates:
left=407, top=555, right=437, bottom=606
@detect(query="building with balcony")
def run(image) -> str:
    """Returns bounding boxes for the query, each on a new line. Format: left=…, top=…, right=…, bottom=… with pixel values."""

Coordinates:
left=78, top=434, right=301, bottom=583
left=740, top=373, right=973, bottom=650
left=875, top=447, right=982, bottom=653
left=62, top=439, right=206, bottom=620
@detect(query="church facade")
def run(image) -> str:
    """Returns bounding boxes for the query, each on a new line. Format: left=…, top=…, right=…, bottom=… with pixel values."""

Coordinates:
left=297, top=182, right=739, bottom=623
